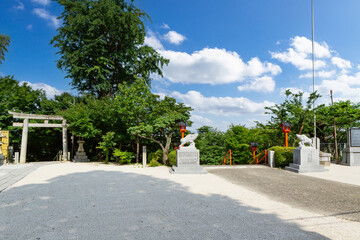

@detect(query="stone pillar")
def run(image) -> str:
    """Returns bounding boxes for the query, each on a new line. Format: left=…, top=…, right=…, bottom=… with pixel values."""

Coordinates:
left=268, top=150, right=275, bottom=168
left=20, top=118, right=29, bottom=164
left=14, top=152, right=19, bottom=164
left=142, top=146, right=147, bottom=167
left=62, top=120, right=68, bottom=161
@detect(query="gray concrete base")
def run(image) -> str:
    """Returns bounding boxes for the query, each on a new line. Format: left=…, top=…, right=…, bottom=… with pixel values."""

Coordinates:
left=286, top=147, right=326, bottom=173
left=285, top=163, right=327, bottom=173
left=170, top=166, right=207, bottom=174
left=341, top=147, right=360, bottom=166
left=73, top=150, right=89, bottom=162
left=171, top=148, right=206, bottom=174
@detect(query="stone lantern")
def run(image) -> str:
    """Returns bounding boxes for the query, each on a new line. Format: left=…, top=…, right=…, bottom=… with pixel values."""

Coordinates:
left=250, top=142, right=259, bottom=160
left=177, top=121, right=187, bottom=139
left=280, top=122, right=292, bottom=148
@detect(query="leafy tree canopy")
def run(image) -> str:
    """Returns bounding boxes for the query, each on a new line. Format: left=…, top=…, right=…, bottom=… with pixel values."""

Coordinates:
left=51, top=0, right=169, bottom=98
left=115, top=82, right=192, bottom=164
left=0, top=34, right=10, bottom=65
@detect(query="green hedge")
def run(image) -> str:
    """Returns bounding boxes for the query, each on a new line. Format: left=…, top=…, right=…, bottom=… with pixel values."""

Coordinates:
left=267, top=146, right=295, bottom=168
left=168, top=151, right=176, bottom=166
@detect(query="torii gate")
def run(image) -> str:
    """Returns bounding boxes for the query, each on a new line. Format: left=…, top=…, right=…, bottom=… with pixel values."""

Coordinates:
left=9, top=111, right=68, bottom=163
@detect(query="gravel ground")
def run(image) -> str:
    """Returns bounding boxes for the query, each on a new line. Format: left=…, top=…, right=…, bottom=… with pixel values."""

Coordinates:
left=206, top=167, right=360, bottom=222
left=0, top=162, right=360, bottom=239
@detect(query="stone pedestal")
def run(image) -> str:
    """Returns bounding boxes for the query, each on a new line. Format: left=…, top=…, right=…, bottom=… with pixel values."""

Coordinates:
left=341, top=128, right=360, bottom=166
left=171, top=148, right=206, bottom=174
left=285, top=147, right=326, bottom=173
left=319, top=151, right=331, bottom=166
left=73, top=140, right=89, bottom=162
left=341, top=147, right=360, bottom=166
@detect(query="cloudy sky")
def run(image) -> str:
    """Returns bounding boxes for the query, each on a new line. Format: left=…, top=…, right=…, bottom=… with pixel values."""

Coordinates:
left=1, top=0, right=360, bottom=131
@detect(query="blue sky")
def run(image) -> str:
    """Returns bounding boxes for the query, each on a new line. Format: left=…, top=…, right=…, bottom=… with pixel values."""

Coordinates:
left=1, top=0, right=360, bottom=131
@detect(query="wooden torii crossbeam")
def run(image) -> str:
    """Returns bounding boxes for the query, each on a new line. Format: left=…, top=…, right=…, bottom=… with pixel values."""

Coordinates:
left=9, top=111, right=68, bottom=163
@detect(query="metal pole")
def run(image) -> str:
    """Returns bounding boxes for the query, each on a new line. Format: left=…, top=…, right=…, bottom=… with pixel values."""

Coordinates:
left=312, top=0, right=317, bottom=148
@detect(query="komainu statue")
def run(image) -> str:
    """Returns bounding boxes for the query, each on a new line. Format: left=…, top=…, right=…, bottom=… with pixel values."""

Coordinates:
left=180, top=133, right=199, bottom=149
left=296, top=134, right=314, bottom=148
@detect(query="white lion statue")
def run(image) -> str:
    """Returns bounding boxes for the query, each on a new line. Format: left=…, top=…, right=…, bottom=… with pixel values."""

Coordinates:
left=296, top=134, right=314, bottom=148
left=180, top=133, right=199, bottom=149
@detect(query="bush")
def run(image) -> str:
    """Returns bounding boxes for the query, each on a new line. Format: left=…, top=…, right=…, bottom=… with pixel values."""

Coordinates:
left=148, top=149, right=162, bottom=163
left=168, top=150, right=176, bottom=166
left=148, top=159, right=161, bottom=167
left=113, top=149, right=134, bottom=165
left=268, top=146, right=295, bottom=168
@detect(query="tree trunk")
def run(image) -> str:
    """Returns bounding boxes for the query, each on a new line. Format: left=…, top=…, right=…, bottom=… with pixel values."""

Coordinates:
left=161, top=133, right=173, bottom=165
left=136, top=135, right=139, bottom=164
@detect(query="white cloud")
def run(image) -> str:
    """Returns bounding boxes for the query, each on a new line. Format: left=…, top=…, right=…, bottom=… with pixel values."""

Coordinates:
left=160, top=23, right=170, bottom=29
left=163, top=31, right=186, bottom=45
left=189, top=115, right=214, bottom=130
left=315, top=72, right=360, bottom=103
left=271, top=36, right=331, bottom=70
left=299, top=70, right=336, bottom=79
left=291, top=36, right=331, bottom=58
left=159, top=48, right=281, bottom=88
left=20, top=81, right=63, bottom=99
left=144, top=30, right=164, bottom=50
left=33, top=8, right=61, bottom=28
left=26, top=24, right=33, bottom=30
left=237, top=76, right=275, bottom=93
left=331, top=57, right=352, bottom=69
left=172, top=90, right=274, bottom=116
left=31, top=0, right=51, bottom=5
left=271, top=47, right=326, bottom=70
left=14, top=1, right=24, bottom=10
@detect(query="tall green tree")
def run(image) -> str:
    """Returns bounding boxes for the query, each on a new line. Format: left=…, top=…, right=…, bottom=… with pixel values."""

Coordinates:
left=0, top=76, right=66, bottom=161
left=195, top=126, right=226, bottom=165
left=124, top=95, right=192, bottom=165
left=316, top=101, right=360, bottom=156
left=0, top=34, right=10, bottom=65
left=51, top=0, right=168, bottom=98
left=115, top=78, right=157, bottom=163
left=262, top=89, right=321, bottom=147
left=0, top=76, right=46, bottom=129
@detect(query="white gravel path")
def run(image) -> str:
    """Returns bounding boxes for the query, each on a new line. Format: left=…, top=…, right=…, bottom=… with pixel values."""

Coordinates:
left=1, top=162, right=360, bottom=239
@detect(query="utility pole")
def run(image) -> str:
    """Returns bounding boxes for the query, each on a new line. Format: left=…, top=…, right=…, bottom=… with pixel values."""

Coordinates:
left=311, top=0, right=317, bottom=148
left=330, top=90, right=338, bottom=163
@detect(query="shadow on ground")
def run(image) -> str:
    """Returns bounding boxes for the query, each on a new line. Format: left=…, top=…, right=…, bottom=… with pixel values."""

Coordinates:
left=207, top=168, right=360, bottom=222
left=0, top=168, right=329, bottom=239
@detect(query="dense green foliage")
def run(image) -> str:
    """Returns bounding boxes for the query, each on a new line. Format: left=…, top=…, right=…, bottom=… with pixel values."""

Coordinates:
left=51, top=0, right=168, bottom=98
left=0, top=34, right=10, bottom=65
left=268, top=146, right=295, bottom=168
left=167, top=150, right=176, bottom=166
left=195, top=126, right=226, bottom=165
left=113, top=149, right=134, bottom=164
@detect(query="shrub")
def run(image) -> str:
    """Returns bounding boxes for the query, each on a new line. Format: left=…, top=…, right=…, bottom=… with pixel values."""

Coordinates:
left=113, top=149, right=134, bottom=165
left=148, top=149, right=162, bottom=163
left=148, top=159, right=161, bottom=167
left=268, top=146, right=295, bottom=168
left=168, top=150, right=176, bottom=166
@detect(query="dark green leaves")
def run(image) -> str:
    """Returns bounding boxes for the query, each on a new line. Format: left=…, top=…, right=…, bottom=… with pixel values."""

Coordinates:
left=51, top=0, right=168, bottom=98
left=0, top=34, right=10, bottom=65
